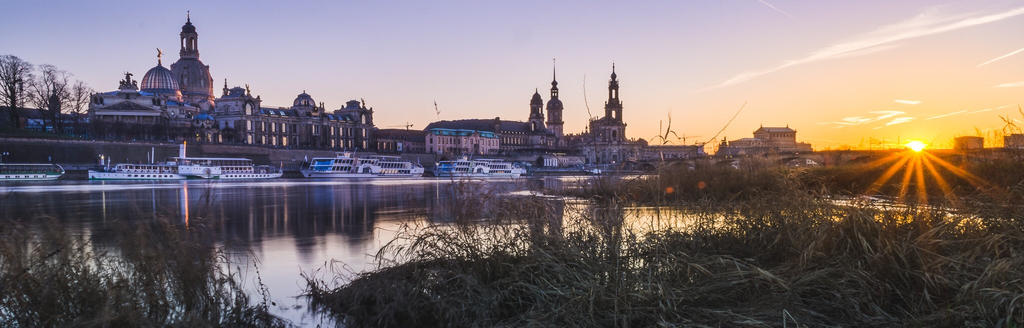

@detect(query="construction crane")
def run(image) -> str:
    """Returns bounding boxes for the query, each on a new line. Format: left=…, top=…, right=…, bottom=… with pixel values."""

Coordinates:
left=383, top=122, right=415, bottom=130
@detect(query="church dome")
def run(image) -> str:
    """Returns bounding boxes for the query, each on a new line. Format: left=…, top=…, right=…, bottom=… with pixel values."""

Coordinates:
left=546, top=98, right=563, bottom=110
left=181, top=18, right=196, bottom=34
left=293, top=91, right=315, bottom=107
left=140, top=64, right=181, bottom=96
left=531, top=90, right=543, bottom=105
left=170, top=58, right=213, bottom=100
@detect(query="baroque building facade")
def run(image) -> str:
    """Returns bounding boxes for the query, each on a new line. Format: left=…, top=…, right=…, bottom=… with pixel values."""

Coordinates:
left=213, top=85, right=374, bottom=150
left=88, top=14, right=376, bottom=150
left=567, top=65, right=643, bottom=164
left=170, top=14, right=214, bottom=110
left=717, top=126, right=813, bottom=156
left=423, top=62, right=565, bottom=156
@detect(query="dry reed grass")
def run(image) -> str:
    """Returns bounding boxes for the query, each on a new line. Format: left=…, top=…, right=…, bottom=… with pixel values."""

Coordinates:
left=306, top=165, right=1024, bottom=327
left=0, top=218, right=286, bottom=327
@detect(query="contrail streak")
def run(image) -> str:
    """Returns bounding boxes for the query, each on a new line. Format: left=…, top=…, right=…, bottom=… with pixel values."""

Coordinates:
left=703, top=6, right=1024, bottom=90
left=756, top=0, right=793, bottom=18
left=977, top=47, right=1024, bottom=67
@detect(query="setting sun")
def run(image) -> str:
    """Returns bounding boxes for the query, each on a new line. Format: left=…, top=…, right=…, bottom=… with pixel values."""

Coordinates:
left=905, top=140, right=927, bottom=152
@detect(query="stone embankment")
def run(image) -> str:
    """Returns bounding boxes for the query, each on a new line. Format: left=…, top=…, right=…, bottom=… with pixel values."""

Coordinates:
left=0, top=137, right=437, bottom=173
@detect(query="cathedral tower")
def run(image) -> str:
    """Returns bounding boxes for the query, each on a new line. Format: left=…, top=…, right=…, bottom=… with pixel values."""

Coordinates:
left=170, top=12, right=214, bottom=109
left=604, top=63, right=622, bottom=122
left=545, top=60, right=564, bottom=138
left=529, top=89, right=546, bottom=132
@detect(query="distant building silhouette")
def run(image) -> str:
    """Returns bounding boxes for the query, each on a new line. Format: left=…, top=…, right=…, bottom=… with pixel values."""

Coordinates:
left=953, top=136, right=984, bottom=151
left=568, top=64, right=644, bottom=164
left=717, top=126, right=812, bottom=156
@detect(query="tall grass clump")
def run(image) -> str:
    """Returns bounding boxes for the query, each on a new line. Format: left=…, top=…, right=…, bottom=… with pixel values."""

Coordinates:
left=0, top=219, right=287, bottom=327
left=306, top=169, right=1024, bottom=327
left=568, top=157, right=799, bottom=205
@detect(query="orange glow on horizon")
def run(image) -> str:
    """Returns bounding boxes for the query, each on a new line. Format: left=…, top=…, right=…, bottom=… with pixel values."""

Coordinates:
left=905, top=140, right=927, bottom=152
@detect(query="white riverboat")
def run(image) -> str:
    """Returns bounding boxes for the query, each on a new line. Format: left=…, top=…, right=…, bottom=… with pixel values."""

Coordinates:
left=434, top=158, right=525, bottom=178
left=88, top=163, right=184, bottom=180
left=173, top=142, right=281, bottom=179
left=301, top=153, right=424, bottom=178
left=173, top=157, right=282, bottom=179
left=0, top=163, right=65, bottom=181
left=93, top=143, right=282, bottom=180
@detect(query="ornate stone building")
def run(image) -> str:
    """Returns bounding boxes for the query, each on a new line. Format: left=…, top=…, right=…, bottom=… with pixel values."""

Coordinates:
left=545, top=65, right=564, bottom=142
left=89, top=68, right=202, bottom=139
left=88, top=14, right=377, bottom=149
left=425, top=89, right=559, bottom=154
left=717, top=126, right=813, bottom=156
left=570, top=65, right=643, bottom=164
left=212, top=85, right=374, bottom=150
left=170, top=14, right=214, bottom=110
left=425, top=128, right=499, bottom=155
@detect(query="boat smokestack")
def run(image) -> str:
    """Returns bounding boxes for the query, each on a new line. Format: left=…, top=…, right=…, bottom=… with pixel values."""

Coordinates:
left=179, top=142, right=186, bottom=158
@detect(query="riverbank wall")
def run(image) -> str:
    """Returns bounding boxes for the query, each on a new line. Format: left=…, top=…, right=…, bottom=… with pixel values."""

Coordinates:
left=0, top=138, right=438, bottom=171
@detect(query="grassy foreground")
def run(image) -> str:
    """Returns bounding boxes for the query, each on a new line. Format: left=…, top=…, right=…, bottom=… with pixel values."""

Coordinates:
left=306, top=160, right=1024, bottom=327
left=0, top=219, right=286, bottom=327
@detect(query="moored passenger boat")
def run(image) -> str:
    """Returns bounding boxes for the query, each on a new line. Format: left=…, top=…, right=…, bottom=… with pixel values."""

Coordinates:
left=173, top=157, right=282, bottom=179
left=0, top=163, right=65, bottom=181
left=301, top=153, right=424, bottom=178
left=434, top=158, right=525, bottom=178
left=169, top=142, right=282, bottom=179
left=88, top=163, right=184, bottom=180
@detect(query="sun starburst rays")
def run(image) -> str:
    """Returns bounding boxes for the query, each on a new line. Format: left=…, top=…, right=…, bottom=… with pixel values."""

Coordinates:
left=861, top=149, right=998, bottom=204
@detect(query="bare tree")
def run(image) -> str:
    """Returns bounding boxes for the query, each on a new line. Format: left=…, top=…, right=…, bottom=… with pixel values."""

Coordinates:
left=67, top=80, right=92, bottom=116
left=29, top=64, right=71, bottom=134
left=0, top=55, right=34, bottom=128
left=67, top=80, right=93, bottom=136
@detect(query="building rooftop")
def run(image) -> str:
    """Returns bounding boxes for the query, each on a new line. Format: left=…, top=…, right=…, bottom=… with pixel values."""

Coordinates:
left=755, top=126, right=796, bottom=133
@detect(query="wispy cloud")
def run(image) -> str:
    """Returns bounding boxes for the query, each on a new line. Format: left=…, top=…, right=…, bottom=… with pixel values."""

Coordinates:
left=966, top=104, right=1011, bottom=114
left=995, top=81, right=1024, bottom=88
left=756, top=0, right=793, bottom=18
left=831, top=116, right=873, bottom=126
left=894, top=99, right=921, bottom=105
left=977, top=47, right=1024, bottom=67
left=704, top=5, right=1024, bottom=90
left=872, top=110, right=905, bottom=119
left=821, top=110, right=906, bottom=128
left=886, top=117, right=915, bottom=126
left=926, top=109, right=968, bottom=120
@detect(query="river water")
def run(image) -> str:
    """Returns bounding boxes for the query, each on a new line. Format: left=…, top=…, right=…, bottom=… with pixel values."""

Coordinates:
left=0, top=177, right=578, bottom=326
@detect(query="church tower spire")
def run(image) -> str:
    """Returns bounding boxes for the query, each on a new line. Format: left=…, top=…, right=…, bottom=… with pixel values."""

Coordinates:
left=529, top=88, right=546, bottom=132
left=550, top=58, right=559, bottom=98
left=546, top=58, right=564, bottom=139
left=604, top=63, right=622, bottom=122
left=179, top=11, right=199, bottom=59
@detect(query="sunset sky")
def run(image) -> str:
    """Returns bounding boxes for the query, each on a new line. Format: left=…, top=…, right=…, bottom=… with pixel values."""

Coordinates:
left=3, top=0, right=1023, bottom=150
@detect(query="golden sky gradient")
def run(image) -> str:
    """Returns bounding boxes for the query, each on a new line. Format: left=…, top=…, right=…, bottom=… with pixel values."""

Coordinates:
left=2, top=1, right=1023, bottom=150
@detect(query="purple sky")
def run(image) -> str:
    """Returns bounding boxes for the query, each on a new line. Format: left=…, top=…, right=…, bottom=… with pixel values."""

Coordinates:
left=3, top=0, right=1024, bottom=149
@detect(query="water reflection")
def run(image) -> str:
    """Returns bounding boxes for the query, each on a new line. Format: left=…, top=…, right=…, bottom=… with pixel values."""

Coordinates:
left=0, top=178, right=571, bottom=325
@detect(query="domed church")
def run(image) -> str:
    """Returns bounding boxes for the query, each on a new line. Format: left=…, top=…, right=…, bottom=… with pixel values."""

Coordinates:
left=169, top=13, right=214, bottom=110
left=88, top=13, right=378, bottom=147
left=139, top=55, right=182, bottom=100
